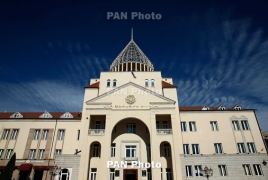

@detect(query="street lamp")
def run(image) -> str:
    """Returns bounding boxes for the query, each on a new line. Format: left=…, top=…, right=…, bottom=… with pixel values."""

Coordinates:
left=201, top=166, right=213, bottom=180
left=49, top=165, right=61, bottom=180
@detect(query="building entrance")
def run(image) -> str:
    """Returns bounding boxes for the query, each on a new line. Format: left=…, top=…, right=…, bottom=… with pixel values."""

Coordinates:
left=124, top=169, right=138, bottom=180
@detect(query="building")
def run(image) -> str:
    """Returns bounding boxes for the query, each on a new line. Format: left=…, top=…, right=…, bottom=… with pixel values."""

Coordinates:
left=0, top=36, right=268, bottom=180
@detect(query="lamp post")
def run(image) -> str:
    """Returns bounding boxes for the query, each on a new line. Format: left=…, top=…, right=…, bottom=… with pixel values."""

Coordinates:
left=201, top=166, right=213, bottom=180
left=49, top=165, right=61, bottom=180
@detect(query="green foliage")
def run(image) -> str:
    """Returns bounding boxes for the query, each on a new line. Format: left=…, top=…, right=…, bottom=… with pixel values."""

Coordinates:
left=0, top=152, right=16, bottom=180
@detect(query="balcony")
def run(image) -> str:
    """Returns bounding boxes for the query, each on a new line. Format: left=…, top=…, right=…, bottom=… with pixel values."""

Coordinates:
left=88, top=129, right=105, bottom=135
left=124, top=157, right=138, bottom=161
left=156, top=129, right=172, bottom=134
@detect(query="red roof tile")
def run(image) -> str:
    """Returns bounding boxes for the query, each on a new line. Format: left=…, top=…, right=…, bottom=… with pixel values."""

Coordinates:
left=85, top=82, right=99, bottom=88
left=0, top=112, right=82, bottom=119
left=162, top=81, right=177, bottom=88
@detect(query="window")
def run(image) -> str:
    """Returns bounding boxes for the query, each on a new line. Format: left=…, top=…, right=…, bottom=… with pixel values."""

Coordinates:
left=93, top=144, right=99, bottom=157
left=151, top=79, right=155, bottom=87
left=2, top=129, right=10, bottom=140
left=33, top=130, right=40, bottom=140
left=55, top=149, right=62, bottom=155
left=241, top=120, right=250, bottom=130
left=218, top=105, right=226, bottom=110
left=29, top=149, right=36, bottom=159
left=232, top=121, right=240, bottom=130
left=11, top=129, right=18, bottom=140
left=163, top=121, right=168, bottom=129
left=166, top=168, right=172, bottom=180
left=234, top=105, right=242, bottom=110
left=57, top=130, right=65, bottom=140
left=218, top=165, right=227, bottom=176
left=0, top=149, right=3, bottom=158
left=243, top=164, right=252, bottom=176
left=107, top=79, right=111, bottom=87
left=145, top=79, right=149, bottom=87
left=195, top=165, right=203, bottom=176
left=189, top=122, right=196, bottom=131
left=186, top=166, right=192, bottom=177
left=237, top=143, right=246, bottom=153
left=181, top=122, right=186, bottom=132
left=38, top=149, right=45, bottom=159
left=126, top=123, right=136, bottom=133
left=90, top=168, right=97, bottom=180
left=110, top=169, right=115, bottom=180
left=164, top=144, right=170, bottom=157
left=210, top=121, right=218, bottom=131
left=77, top=130, right=80, bottom=140
left=126, top=146, right=136, bottom=157
left=156, top=121, right=160, bottom=129
left=214, top=143, right=223, bottom=154
left=147, top=169, right=152, bottom=180
left=183, top=144, right=189, bottom=155
left=146, top=144, right=151, bottom=157
left=247, top=143, right=256, bottom=153
left=113, top=79, right=117, bottom=87
left=192, top=144, right=199, bottom=154
left=253, top=164, right=263, bottom=176
left=59, top=169, right=69, bottom=180
left=111, top=144, right=116, bottom=157
left=5, top=149, right=12, bottom=159
left=42, top=130, right=48, bottom=140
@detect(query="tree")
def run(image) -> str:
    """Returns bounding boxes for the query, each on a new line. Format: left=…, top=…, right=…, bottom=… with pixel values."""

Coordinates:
left=0, top=152, right=16, bottom=180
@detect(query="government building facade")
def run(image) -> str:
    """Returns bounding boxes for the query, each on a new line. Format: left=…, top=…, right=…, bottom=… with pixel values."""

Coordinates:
left=0, top=37, right=268, bottom=180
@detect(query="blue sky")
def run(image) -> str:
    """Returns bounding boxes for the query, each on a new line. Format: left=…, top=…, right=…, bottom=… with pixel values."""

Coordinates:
left=0, top=0, right=268, bottom=131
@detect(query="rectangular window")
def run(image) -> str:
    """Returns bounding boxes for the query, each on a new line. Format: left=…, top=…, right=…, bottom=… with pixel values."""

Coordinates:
left=166, top=168, right=172, bottom=180
left=243, top=164, right=252, bottom=176
left=237, top=143, right=246, bottom=153
left=93, top=144, right=99, bottom=157
left=181, top=122, right=186, bottom=132
left=2, top=129, right=10, bottom=140
left=126, top=146, right=136, bottom=157
left=253, top=164, right=263, bottom=176
left=195, top=165, right=203, bottom=177
left=90, top=168, right=97, bottom=180
left=42, top=130, right=48, bottom=140
left=164, top=144, right=170, bottom=157
left=147, top=169, right=152, bottom=180
left=241, top=120, right=250, bottom=130
left=232, top=121, right=240, bottom=130
left=110, top=168, right=115, bottom=180
left=146, top=144, right=151, bottom=157
left=126, top=123, right=136, bottom=133
left=210, top=121, right=218, bottom=131
left=247, top=143, right=256, bottom=153
left=55, top=149, right=62, bottom=155
left=162, top=121, right=168, bottom=129
left=218, top=165, right=227, bottom=176
left=189, top=122, right=196, bottom=131
left=5, top=149, right=12, bottom=159
left=28, top=149, right=36, bottom=159
left=192, top=144, right=199, bottom=154
left=77, top=130, right=80, bottom=140
left=111, top=144, right=116, bottom=157
left=33, top=130, right=40, bottom=140
left=214, top=143, right=223, bottom=154
left=38, top=149, right=45, bottom=159
left=0, top=149, right=4, bottom=158
left=183, top=144, right=189, bottom=155
left=186, top=166, right=192, bottom=177
left=57, top=130, right=65, bottom=140
left=11, top=129, right=19, bottom=140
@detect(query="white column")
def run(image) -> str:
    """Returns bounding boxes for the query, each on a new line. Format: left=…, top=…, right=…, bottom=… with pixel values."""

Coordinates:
left=135, top=62, right=137, bottom=71
left=144, top=64, right=146, bottom=71
left=139, top=63, right=141, bottom=71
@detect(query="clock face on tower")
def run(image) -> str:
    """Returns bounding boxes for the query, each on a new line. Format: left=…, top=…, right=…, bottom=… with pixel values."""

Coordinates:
left=125, top=95, right=136, bottom=104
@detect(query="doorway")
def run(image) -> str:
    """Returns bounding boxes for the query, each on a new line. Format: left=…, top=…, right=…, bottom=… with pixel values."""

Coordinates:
left=123, top=169, right=138, bottom=180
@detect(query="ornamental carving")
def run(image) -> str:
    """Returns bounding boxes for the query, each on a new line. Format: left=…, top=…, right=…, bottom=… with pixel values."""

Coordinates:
left=125, top=95, right=136, bottom=104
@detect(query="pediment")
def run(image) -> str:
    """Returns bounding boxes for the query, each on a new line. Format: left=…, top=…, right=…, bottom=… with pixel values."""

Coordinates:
left=86, top=82, right=175, bottom=105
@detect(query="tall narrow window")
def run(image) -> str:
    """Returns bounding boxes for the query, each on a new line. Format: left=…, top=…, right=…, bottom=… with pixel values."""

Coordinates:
left=151, top=79, right=155, bottom=87
left=57, top=130, right=65, bottom=140
left=162, top=121, right=168, bottom=129
left=241, top=120, right=250, bottom=130
left=189, top=122, right=196, bottom=131
left=126, top=123, right=136, bottom=133
left=110, top=169, right=115, bottom=180
left=55, top=149, right=62, bottom=155
left=214, top=143, right=223, bottom=154
left=192, top=144, right=199, bottom=154
left=90, top=168, right=97, bottom=180
left=186, top=166, right=192, bottom=177
left=107, top=79, right=111, bottom=87
left=126, top=146, right=136, bottom=157
left=146, top=144, right=151, bottom=157
left=243, top=164, right=252, bottom=176
left=247, top=143, right=256, bottom=153
left=28, top=149, right=36, bottom=159
left=218, top=165, right=227, bottom=176
left=195, top=165, right=203, bottom=176
left=0, top=149, right=4, bottom=158
left=166, top=168, right=172, bottom=180
left=5, top=149, right=13, bottom=159
left=253, top=164, right=263, bottom=176
left=232, top=121, right=240, bottom=130
left=111, top=144, right=116, bottom=157
left=77, top=130, right=80, bottom=140
left=33, top=130, right=40, bottom=140
left=2, top=129, right=10, bottom=140
left=11, top=129, right=19, bottom=140
left=181, top=122, right=186, bottom=132
left=42, top=130, right=48, bottom=140
left=164, top=144, right=170, bottom=157
left=183, top=144, right=189, bottom=155
left=38, top=149, right=45, bottom=159
left=93, top=144, right=99, bottom=157
left=113, top=79, right=117, bottom=87
left=237, top=143, right=246, bottom=153
left=145, top=79, right=149, bottom=87
left=147, top=169, right=152, bottom=180
left=210, top=121, right=218, bottom=131
left=59, top=169, right=69, bottom=180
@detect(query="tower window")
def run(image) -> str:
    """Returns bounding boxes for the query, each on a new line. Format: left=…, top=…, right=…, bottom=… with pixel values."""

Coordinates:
left=151, top=79, right=155, bottom=87
left=145, top=79, right=148, bottom=87
left=107, top=79, right=111, bottom=87
left=113, top=80, right=117, bottom=87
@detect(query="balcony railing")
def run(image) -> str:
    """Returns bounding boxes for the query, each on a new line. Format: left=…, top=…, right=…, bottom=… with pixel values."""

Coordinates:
left=88, top=129, right=105, bottom=135
left=124, top=157, right=138, bottom=161
left=156, top=129, right=172, bottom=134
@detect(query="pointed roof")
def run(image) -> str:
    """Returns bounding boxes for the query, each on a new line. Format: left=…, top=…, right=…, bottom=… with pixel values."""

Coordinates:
left=162, top=81, right=177, bottom=88
left=85, top=82, right=100, bottom=88
left=110, top=40, right=154, bottom=71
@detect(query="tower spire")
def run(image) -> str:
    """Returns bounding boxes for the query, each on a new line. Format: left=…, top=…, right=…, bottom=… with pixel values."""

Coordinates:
left=131, top=28, right=133, bottom=40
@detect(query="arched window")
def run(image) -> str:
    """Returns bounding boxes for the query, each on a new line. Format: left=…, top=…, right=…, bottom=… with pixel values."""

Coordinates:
left=107, top=79, right=111, bottom=87
left=113, top=79, right=117, bottom=87
left=151, top=79, right=155, bottom=87
left=59, top=169, right=69, bottom=180
left=145, top=79, right=148, bottom=87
